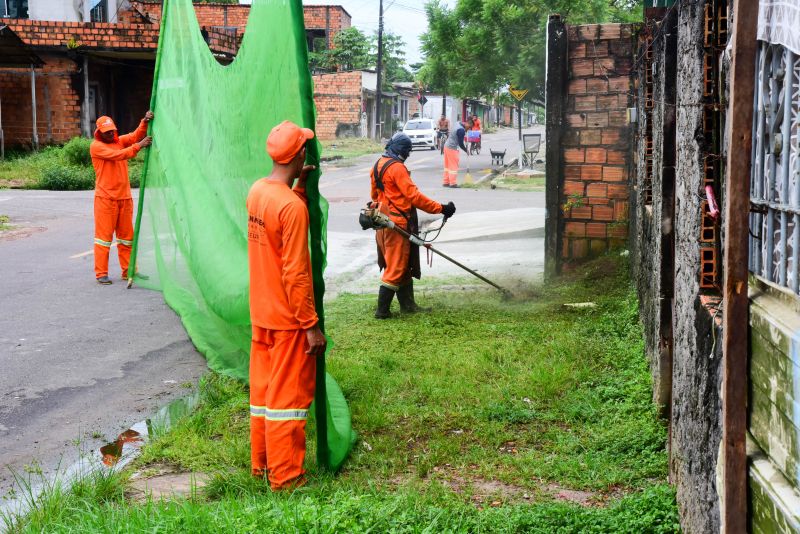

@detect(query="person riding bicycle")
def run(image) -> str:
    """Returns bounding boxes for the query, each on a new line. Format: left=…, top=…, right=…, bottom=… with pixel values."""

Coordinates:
left=470, top=114, right=481, bottom=132
left=436, top=115, right=450, bottom=150
left=466, top=114, right=482, bottom=155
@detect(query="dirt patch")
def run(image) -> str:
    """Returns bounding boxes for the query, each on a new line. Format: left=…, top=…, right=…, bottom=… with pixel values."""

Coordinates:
left=427, top=465, right=608, bottom=508
left=0, top=179, right=31, bottom=189
left=545, top=484, right=597, bottom=506
left=0, top=226, right=46, bottom=241
left=127, top=463, right=210, bottom=503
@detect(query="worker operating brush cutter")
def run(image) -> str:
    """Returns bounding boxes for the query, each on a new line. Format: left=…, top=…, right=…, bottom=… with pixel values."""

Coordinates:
left=367, top=133, right=456, bottom=319
left=362, top=134, right=513, bottom=302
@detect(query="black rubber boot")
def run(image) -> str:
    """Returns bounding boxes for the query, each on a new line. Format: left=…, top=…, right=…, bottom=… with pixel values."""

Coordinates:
left=374, top=286, right=395, bottom=319
left=397, top=281, right=430, bottom=313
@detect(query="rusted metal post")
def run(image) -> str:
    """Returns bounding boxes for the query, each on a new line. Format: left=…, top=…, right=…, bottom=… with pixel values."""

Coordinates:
left=30, top=65, right=38, bottom=150
left=82, top=55, right=91, bottom=137
left=720, top=0, right=758, bottom=531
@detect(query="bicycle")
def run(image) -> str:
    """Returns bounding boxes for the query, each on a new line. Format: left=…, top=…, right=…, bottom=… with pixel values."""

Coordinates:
left=466, top=130, right=481, bottom=155
left=436, top=129, right=449, bottom=154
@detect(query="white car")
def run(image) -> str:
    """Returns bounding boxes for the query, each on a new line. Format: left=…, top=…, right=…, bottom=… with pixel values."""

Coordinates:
left=403, top=119, right=437, bottom=150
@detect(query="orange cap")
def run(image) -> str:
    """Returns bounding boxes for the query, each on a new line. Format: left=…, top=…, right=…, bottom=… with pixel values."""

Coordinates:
left=96, top=116, right=117, bottom=133
left=266, top=120, right=314, bottom=164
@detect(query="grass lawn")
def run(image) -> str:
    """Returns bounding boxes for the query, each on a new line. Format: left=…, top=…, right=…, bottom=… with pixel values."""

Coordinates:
left=0, top=143, right=143, bottom=190
left=490, top=174, right=546, bottom=192
left=320, top=138, right=383, bottom=162
left=3, top=257, right=679, bottom=532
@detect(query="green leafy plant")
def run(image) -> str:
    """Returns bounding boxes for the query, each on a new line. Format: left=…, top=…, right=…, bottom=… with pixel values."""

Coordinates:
left=62, top=137, right=92, bottom=167
left=562, top=193, right=585, bottom=213
left=38, top=165, right=94, bottom=191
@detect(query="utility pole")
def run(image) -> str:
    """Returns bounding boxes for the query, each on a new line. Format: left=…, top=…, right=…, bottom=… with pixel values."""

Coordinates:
left=374, top=0, right=384, bottom=140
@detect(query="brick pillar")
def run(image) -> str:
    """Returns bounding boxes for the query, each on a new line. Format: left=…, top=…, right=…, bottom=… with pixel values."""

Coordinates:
left=547, top=22, right=636, bottom=271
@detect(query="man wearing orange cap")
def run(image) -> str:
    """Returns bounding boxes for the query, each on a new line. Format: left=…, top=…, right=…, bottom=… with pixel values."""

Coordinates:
left=90, top=112, right=153, bottom=284
left=247, top=120, right=327, bottom=490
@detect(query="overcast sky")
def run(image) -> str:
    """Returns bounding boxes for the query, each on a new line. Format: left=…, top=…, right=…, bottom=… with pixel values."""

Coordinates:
left=302, top=0, right=456, bottom=66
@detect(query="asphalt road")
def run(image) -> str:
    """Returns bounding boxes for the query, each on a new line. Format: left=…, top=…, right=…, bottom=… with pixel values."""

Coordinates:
left=0, top=125, right=544, bottom=495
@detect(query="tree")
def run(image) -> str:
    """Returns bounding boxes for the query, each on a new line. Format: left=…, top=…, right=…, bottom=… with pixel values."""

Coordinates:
left=319, top=27, right=371, bottom=72
left=372, top=32, right=412, bottom=88
left=420, top=0, right=642, bottom=103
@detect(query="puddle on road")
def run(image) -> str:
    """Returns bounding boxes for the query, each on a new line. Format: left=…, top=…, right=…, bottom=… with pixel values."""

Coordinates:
left=100, top=429, right=143, bottom=467
left=98, top=389, right=199, bottom=466
left=1, top=389, right=201, bottom=521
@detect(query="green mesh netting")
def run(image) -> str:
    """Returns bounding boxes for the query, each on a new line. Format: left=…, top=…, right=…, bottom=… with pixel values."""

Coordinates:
left=128, top=0, right=355, bottom=471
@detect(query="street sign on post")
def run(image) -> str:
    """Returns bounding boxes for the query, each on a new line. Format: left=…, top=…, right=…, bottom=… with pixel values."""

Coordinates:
left=418, top=95, right=428, bottom=106
left=509, top=86, right=529, bottom=101
left=509, top=86, right=528, bottom=141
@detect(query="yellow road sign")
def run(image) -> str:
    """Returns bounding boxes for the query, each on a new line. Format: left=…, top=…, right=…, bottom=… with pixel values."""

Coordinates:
left=509, top=86, right=529, bottom=101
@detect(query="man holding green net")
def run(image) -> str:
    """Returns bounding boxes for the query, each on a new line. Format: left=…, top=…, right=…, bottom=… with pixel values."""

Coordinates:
left=246, top=121, right=327, bottom=490
left=90, top=111, right=153, bottom=284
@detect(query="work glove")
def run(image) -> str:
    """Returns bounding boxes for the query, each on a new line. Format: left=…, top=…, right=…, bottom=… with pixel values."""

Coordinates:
left=441, top=201, right=456, bottom=219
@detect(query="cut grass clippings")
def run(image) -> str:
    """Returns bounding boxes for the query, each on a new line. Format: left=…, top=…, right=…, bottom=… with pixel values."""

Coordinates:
left=2, top=255, right=680, bottom=532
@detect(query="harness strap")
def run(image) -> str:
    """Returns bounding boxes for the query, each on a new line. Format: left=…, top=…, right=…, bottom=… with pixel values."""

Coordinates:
left=372, top=157, right=411, bottom=223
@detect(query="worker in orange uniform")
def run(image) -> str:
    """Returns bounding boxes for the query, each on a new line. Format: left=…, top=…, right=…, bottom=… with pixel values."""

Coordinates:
left=246, top=120, right=327, bottom=490
left=90, top=112, right=153, bottom=284
left=471, top=113, right=482, bottom=132
left=372, top=133, right=456, bottom=318
left=442, top=118, right=472, bottom=187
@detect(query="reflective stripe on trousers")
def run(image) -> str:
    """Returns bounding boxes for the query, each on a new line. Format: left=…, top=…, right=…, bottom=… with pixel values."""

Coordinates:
left=249, top=327, right=316, bottom=490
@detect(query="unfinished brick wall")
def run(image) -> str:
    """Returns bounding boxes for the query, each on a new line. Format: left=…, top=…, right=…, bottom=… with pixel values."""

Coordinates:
left=0, top=18, right=160, bottom=48
left=0, top=55, right=81, bottom=147
left=312, top=70, right=363, bottom=140
left=125, top=2, right=350, bottom=40
left=553, top=23, right=635, bottom=266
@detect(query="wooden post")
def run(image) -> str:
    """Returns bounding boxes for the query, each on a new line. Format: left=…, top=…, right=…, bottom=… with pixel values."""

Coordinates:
left=544, top=14, right=568, bottom=278
left=1, top=92, right=4, bottom=160
left=720, top=1, right=758, bottom=532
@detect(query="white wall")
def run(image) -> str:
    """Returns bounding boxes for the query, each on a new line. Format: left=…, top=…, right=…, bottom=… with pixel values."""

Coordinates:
left=419, top=95, right=460, bottom=125
left=27, top=0, right=129, bottom=22
left=28, top=0, right=82, bottom=21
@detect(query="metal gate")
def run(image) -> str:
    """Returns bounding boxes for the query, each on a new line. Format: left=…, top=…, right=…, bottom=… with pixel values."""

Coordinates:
left=749, top=26, right=800, bottom=293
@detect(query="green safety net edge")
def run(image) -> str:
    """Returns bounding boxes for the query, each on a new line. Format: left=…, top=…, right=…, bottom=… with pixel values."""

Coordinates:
left=128, top=0, right=356, bottom=471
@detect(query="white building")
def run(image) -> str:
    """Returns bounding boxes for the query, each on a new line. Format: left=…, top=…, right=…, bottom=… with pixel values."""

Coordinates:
left=4, top=0, right=130, bottom=23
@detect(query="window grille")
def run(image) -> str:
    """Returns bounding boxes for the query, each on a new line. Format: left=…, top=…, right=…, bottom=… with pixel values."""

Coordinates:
left=749, top=42, right=800, bottom=294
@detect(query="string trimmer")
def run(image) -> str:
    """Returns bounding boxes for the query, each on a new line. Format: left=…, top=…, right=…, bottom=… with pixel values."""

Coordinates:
left=359, top=203, right=512, bottom=298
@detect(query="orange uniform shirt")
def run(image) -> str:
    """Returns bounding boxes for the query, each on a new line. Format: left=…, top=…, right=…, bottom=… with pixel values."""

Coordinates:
left=247, top=179, right=318, bottom=331
left=90, top=120, right=148, bottom=200
left=370, top=157, right=443, bottom=228
left=471, top=118, right=481, bottom=131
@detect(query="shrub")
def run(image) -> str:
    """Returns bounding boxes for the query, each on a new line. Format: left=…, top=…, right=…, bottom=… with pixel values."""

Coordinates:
left=128, top=157, right=143, bottom=188
left=38, top=165, right=95, bottom=191
left=62, top=137, right=92, bottom=167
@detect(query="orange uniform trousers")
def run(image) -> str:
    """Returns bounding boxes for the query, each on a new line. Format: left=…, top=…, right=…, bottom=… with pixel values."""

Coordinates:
left=376, top=227, right=411, bottom=290
left=443, top=147, right=459, bottom=186
left=94, top=196, right=133, bottom=279
left=249, top=326, right=316, bottom=490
